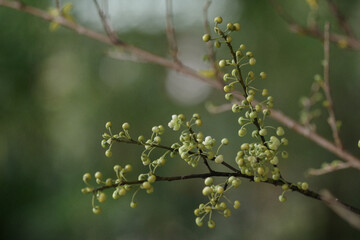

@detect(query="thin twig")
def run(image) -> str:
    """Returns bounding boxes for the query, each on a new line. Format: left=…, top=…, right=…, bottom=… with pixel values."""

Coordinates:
left=203, top=0, right=222, bottom=84
left=269, top=0, right=360, bottom=50
left=93, top=0, right=121, bottom=45
left=165, top=0, right=181, bottom=64
left=0, top=0, right=359, bottom=170
left=321, top=190, right=360, bottom=229
left=308, top=161, right=350, bottom=176
left=323, top=22, right=343, bottom=149
left=55, top=0, right=60, bottom=9
left=326, top=0, right=355, bottom=38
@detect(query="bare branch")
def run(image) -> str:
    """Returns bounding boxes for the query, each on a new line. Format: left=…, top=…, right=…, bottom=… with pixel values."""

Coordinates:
left=93, top=0, right=122, bottom=45
left=165, top=0, right=181, bottom=64
left=323, top=22, right=343, bottom=149
left=326, top=0, right=355, bottom=38
left=308, top=161, right=350, bottom=176
left=269, top=0, right=360, bottom=50
left=321, top=190, right=360, bottom=230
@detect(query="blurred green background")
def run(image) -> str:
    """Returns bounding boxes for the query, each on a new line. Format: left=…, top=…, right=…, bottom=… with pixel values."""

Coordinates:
left=1, top=0, right=360, bottom=239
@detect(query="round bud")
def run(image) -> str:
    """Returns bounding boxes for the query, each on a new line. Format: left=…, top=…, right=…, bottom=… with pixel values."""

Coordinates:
left=219, top=60, right=226, bottom=68
left=223, top=85, right=231, bottom=93
left=204, top=177, right=213, bottom=186
left=122, top=122, right=130, bottom=130
left=257, top=167, right=265, bottom=175
left=246, top=95, right=254, bottom=103
left=301, top=182, right=309, bottom=190
left=202, top=186, right=213, bottom=195
left=281, top=151, right=289, bottom=159
left=138, top=135, right=145, bottom=142
left=216, top=186, right=224, bottom=194
left=105, top=121, right=112, bottom=129
left=225, top=93, right=233, bottom=101
left=202, top=34, right=211, bottom=42
left=112, top=190, right=120, bottom=199
left=83, top=173, right=91, bottom=183
left=262, top=89, right=269, bottom=96
left=124, top=164, right=132, bottom=172
left=95, top=171, right=103, bottom=179
left=101, top=140, right=109, bottom=148
left=214, top=16, right=223, bottom=23
left=238, top=128, right=247, bottom=137
left=249, top=58, right=256, bottom=65
left=259, top=129, right=267, bottom=136
left=241, top=143, right=249, bottom=150
left=98, top=192, right=106, bottom=203
left=105, top=149, right=112, bottom=158
left=223, top=73, right=230, bottom=81
left=234, top=23, right=241, bottom=31
left=105, top=178, right=113, bottom=186
left=240, top=44, right=246, bottom=50
left=195, top=217, right=203, bottom=227
left=260, top=72, right=267, bottom=80
left=195, top=119, right=202, bottom=127
left=208, top=220, right=216, bottom=229
left=130, top=201, right=138, bottom=208
left=358, top=140, right=360, bottom=148
left=226, top=22, right=234, bottom=30
left=113, top=164, right=121, bottom=172
left=276, top=127, right=285, bottom=136
left=270, top=156, right=279, bottom=165
left=226, top=36, right=232, bottom=43
left=142, top=181, right=151, bottom=190
left=215, top=155, right=224, bottom=164
left=221, top=138, right=229, bottom=145
left=282, top=184, right=289, bottom=191
left=92, top=206, right=101, bottom=214
left=233, top=200, right=241, bottom=209
left=278, top=195, right=287, bottom=203
left=214, top=40, right=221, bottom=48
left=148, top=175, right=156, bottom=183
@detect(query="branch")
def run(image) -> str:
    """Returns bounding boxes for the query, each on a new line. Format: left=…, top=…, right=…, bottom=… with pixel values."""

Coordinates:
left=326, top=0, right=355, bottom=38
left=92, top=169, right=360, bottom=215
left=1, top=1, right=359, bottom=169
left=321, top=190, right=360, bottom=229
left=308, top=161, right=350, bottom=176
left=165, top=0, right=181, bottom=64
left=269, top=0, right=360, bottom=50
left=323, top=22, right=343, bottom=149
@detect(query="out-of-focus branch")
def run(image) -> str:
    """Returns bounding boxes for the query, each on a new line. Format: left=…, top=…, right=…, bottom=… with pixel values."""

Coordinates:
left=321, top=190, right=360, bottom=230
left=269, top=0, right=360, bottom=50
left=203, top=0, right=223, bottom=84
left=165, top=0, right=180, bottom=64
left=326, top=0, right=355, bottom=38
left=93, top=0, right=121, bottom=45
left=308, top=161, right=350, bottom=176
left=1, top=0, right=359, bottom=170
left=323, top=22, right=343, bottom=149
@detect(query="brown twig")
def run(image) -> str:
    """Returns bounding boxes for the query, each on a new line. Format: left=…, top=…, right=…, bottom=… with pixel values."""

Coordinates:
left=165, top=0, right=181, bottom=64
left=326, top=0, right=355, bottom=38
left=93, top=0, right=122, bottom=45
left=321, top=190, right=360, bottom=229
left=0, top=0, right=359, bottom=169
left=308, top=161, right=350, bottom=176
left=323, top=22, right=343, bottom=149
left=269, top=0, right=360, bottom=50
left=203, top=0, right=223, bottom=84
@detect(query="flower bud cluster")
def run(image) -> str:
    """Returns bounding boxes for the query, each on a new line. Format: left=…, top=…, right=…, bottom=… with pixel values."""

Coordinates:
left=194, top=176, right=241, bottom=228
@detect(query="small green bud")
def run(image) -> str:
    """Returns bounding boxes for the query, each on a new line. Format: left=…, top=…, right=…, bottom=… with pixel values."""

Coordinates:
left=358, top=140, right=360, bottom=148
left=105, top=149, right=112, bottom=158
left=95, top=171, right=103, bottom=179
left=105, top=121, right=112, bottom=129
left=234, top=23, right=241, bottom=31
left=83, top=173, right=91, bottom=183
left=98, top=192, right=106, bottom=203
left=239, top=44, right=246, bottom=50
left=92, top=206, right=102, bottom=214
left=214, top=40, right=221, bottom=48
left=278, top=195, right=287, bottom=203
left=260, top=72, right=267, bottom=80
left=233, top=200, right=241, bottom=209
left=214, top=16, right=223, bottom=23
left=122, top=122, right=130, bottom=130
left=226, top=22, right=234, bottom=30
left=301, top=182, right=309, bottom=190
left=202, top=34, right=211, bottom=42
left=226, top=36, right=232, bottom=43
left=259, top=129, right=267, bottom=136
left=249, top=58, right=256, bottom=65
left=215, top=155, right=224, bottom=164
left=238, top=128, right=247, bottom=137
left=204, top=177, right=213, bottom=186
left=130, top=201, right=138, bottom=208
left=276, top=127, right=285, bottom=136
left=221, top=138, right=229, bottom=145
left=219, top=60, right=226, bottom=68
